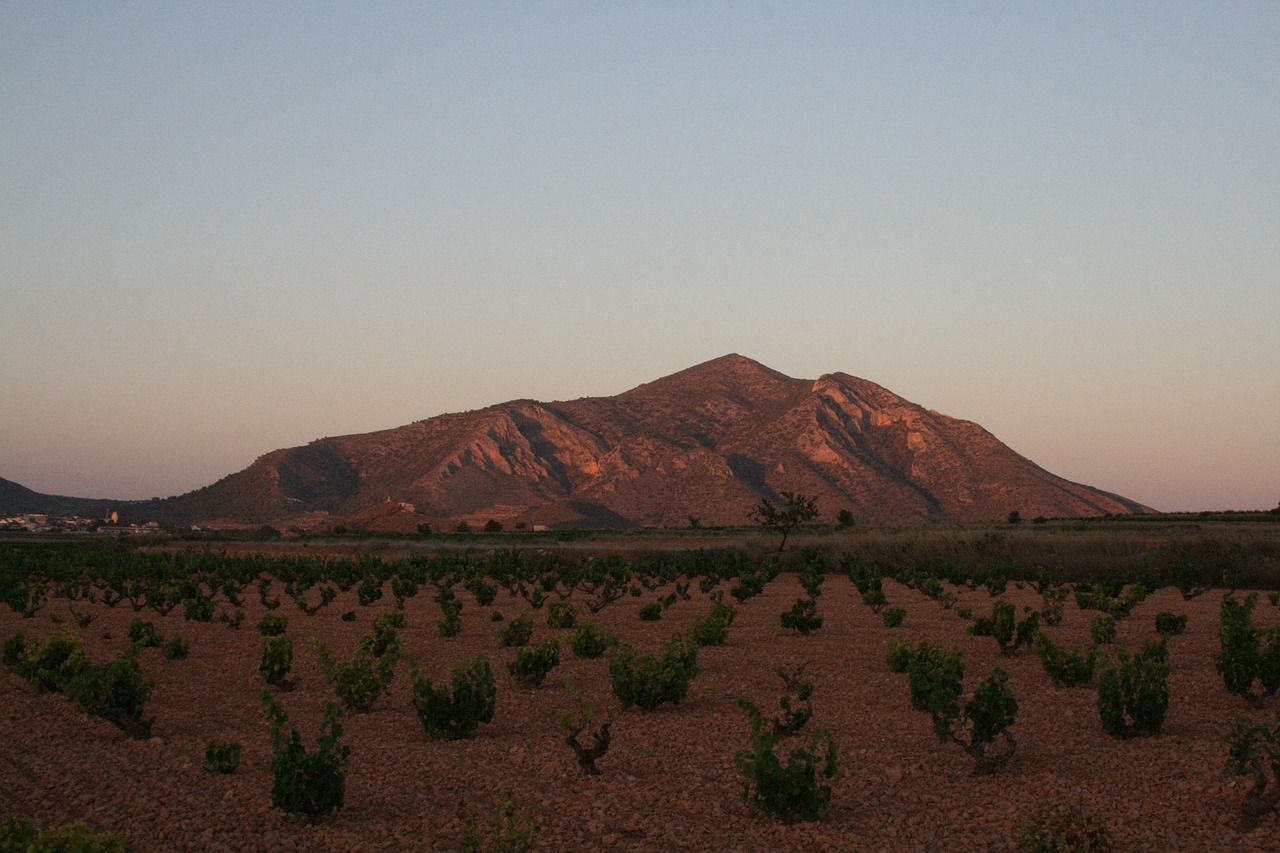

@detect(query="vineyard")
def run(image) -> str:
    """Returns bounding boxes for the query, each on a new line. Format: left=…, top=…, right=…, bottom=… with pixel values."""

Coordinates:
left=2, top=528, right=1280, bottom=851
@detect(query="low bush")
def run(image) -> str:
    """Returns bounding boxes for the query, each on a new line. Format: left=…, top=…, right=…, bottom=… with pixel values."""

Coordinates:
left=313, top=637, right=398, bottom=712
left=1090, top=613, right=1117, bottom=645
left=127, top=619, right=163, bottom=648
left=861, top=587, right=888, bottom=614
left=257, top=614, right=288, bottom=637
left=162, top=635, right=190, bottom=661
left=970, top=600, right=1039, bottom=655
left=409, top=654, right=496, bottom=739
left=437, top=600, right=463, bottom=637
left=1215, top=593, right=1280, bottom=704
left=182, top=596, right=215, bottom=623
left=546, top=600, right=578, bottom=630
left=560, top=679, right=611, bottom=775
left=780, top=598, right=822, bottom=635
left=1035, top=634, right=1098, bottom=688
left=262, top=692, right=349, bottom=817
left=569, top=623, right=615, bottom=659
left=609, top=635, right=699, bottom=711
left=1155, top=611, right=1188, bottom=637
left=5, top=629, right=84, bottom=693
left=767, top=663, right=813, bottom=736
left=0, top=817, right=129, bottom=852
left=356, top=576, right=383, bottom=607
left=1225, top=712, right=1280, bottom=829
left=6, top=631, right=154, bottom=738
left=905, top=641, right=960, bottom=712
left=204, top=738, right=241, bottom=774
left=58, top=648, right=154, bottom=738
left=691, top=610, right=730, bottom=646
left=260, top=636, right=294, bottom=688
left=1097, top=640, right=1169, bottom=738
left=638, top=601, right=662, bottom=621
left=500, top=613, right=534, bottom=648
left=734, top=696, right=837, bottom=824
left=507, top=638, right=560, bottom=687
left=881, top=606, right=906, bottom=628
left=900, top=641, right=1017, bottom=772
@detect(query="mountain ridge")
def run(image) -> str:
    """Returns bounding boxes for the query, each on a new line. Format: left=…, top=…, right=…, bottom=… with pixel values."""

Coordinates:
left=2, top=355, right=1153, bottom=527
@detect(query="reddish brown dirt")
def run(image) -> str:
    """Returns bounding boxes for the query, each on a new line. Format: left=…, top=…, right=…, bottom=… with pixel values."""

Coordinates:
left=2, top=577, right=1278, bottom=851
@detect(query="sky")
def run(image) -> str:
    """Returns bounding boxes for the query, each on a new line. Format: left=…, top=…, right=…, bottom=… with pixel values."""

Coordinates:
left=2, top=3, right=1277, bottom=512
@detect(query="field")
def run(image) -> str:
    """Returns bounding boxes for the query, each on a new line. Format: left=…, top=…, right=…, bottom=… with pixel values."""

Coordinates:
left=3, top=523, right=1280, bottom=851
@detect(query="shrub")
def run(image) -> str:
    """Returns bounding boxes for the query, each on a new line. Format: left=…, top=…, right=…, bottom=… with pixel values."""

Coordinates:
left=1090, top=613, right=1117, bottom=645
left=1040, top=587, right=1068, bottom=627
left=257, top=614, right=288, bottom=637
left=459, top=801, right=538, bottom=853
left=507, top=638, right=560, bottom=687
left=569, top=623, right=615, bottom=659
left=780, top=598, right=822, bottom=635
left=1016, top=802, right=1114, bottom=852
left=970, top=600, right=1039, bottom=654
left=127, top=618, right=163, bottom=648
left=182, top=596, right=215, bottom=622
left=638, top=601, right=662, bottom=621
left=886, top=638, right=913, bottom=673
left=5, top=629, right=84, bottom=693
left=204, top=738, right=241, bottom=774
left=260, top=636, right=294, bottom=688
left=1225, top=712, right=1280, bottom=830
left=0, top=817, right=129, bottom=852
left=490, top=610, right=505, bottom=622
left=1155, top=611, right=1188, bottom=637
left=409, top=654, right=497, bottom=739
left=560, top=679, right=611, bottom=775
left=1097, top=641, right=1169, bottom=738
left=881, top=606, right=906, bottom=628
left=1215, top=593, right=1280, bottom=703
left=905, top=642, right=960, bottom=712
left=341, top=610, right=357, bottom=622
left=262, top=692, right=349, bottom=816
left=546, top=600, right=578, bottom=630
left=691, top=611, right=730, bottom=646
left=313, top=638, right=399, bottom=712
left=437, top=600, right=463, bottom=637
left=500, top=613, right=534, bottom=648
left=609, top=635, right=699, bottom=711
left=734, top=696, right=837, bottom=824
left=861, top=587, right=888, bottom=614
left=162, top=635, right=190, bottom=661
left=1035, top=634, right=1098, bottom=688
left=64, top=649, right=155, bottom=738
left=356, top=576, right=383, bottom=607
left=923, top=660, right=1017, bottom=772
left=467, top=578, right=498, bottom=607
left=768, top=663, right=814, bottom=736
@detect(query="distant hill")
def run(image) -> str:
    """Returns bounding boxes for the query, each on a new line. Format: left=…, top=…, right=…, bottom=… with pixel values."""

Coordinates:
left=0, top=476, right=119, bottom=519
left=32, top=353, right=1145, bottom=529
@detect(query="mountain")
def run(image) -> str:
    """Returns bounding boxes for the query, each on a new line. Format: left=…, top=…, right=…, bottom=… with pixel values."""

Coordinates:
left=0, top=477, right=121, bottom=519
left=53, top=353, right=1145, bottom=528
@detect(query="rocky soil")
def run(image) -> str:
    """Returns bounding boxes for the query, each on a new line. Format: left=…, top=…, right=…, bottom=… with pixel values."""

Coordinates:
left=2, top=576, right=1278, bottom=851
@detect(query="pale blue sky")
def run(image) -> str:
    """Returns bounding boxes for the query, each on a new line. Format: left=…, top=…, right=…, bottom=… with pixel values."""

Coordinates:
left=2, top=3, right=1277, bottom=511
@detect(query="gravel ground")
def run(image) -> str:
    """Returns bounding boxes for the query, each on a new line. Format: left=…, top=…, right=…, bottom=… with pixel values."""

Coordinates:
left=2, top=575, right=1278, bottom=852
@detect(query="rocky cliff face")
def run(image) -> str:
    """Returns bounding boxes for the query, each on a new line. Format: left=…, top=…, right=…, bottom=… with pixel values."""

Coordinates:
left=147, top=354, right=1151, bottom=527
